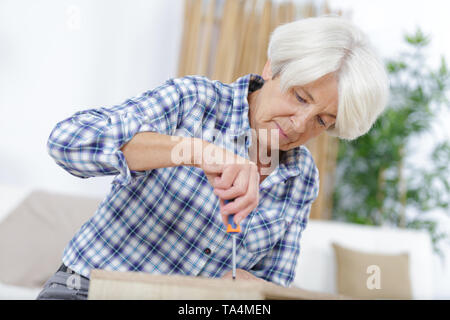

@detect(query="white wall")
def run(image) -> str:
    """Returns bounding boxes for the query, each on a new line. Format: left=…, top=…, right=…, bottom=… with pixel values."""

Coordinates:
left=0, top=0, right=183, bottom=197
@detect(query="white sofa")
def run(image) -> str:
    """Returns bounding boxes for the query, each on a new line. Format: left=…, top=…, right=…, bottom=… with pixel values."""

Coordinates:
left=0, top=184, right=40, bottom=299
left=292, top=220, right=436, bottom=299
left=0, top=183, right=447, bottom=299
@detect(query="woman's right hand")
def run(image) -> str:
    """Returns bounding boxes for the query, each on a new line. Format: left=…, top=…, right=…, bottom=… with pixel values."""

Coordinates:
left=195, top=140, right=260, bottom=227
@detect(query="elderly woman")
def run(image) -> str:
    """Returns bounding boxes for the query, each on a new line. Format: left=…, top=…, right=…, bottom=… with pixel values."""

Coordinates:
left=37, top=16, right=388, bottom=299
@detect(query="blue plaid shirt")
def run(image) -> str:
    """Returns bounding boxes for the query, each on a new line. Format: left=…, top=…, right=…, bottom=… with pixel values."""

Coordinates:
left=47, top=73, right=319, bottom=287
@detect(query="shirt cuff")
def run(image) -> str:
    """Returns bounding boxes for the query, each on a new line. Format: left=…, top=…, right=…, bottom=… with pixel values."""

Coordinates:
left=111, top=148, right=150, bottom=187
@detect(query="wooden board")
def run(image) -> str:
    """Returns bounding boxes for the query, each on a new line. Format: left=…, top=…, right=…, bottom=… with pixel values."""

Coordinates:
left=88, top=269, right=350, bottom=300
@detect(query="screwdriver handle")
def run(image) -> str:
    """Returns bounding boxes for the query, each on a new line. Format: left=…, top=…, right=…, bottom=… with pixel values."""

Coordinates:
left=225, top=199, right=241, bottom=233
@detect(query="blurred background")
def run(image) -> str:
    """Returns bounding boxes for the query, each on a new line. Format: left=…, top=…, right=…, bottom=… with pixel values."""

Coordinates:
left=0, top=0, right=449, bottom=299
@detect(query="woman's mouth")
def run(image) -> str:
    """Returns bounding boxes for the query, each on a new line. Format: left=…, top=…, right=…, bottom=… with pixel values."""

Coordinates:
left=274, top=122, right=289, bottom=140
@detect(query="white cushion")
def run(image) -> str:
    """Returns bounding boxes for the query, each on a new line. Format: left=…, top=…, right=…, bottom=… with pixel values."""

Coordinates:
left=0, top=184, right=36, bottom=299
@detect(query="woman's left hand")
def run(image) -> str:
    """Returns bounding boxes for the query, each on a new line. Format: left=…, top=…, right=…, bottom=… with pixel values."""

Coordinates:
left=221, top=269, right=267, bottom=283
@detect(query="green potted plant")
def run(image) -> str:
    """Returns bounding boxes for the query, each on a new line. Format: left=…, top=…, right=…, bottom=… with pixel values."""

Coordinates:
left=332, top=29, right=450, bottom=257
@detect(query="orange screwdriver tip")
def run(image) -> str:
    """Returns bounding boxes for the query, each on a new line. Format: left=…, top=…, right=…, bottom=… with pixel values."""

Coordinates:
left=226, top=223, right=241, bottom=233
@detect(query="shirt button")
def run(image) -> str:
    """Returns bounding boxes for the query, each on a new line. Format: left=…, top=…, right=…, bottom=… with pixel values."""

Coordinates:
left=204, top=248, right=212, bottom=255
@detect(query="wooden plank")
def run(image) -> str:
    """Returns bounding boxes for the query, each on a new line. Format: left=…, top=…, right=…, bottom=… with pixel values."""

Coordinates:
left=185, top=0, right=203, bottom=75
left=232, top=0, right=251, bottom=79
left=300, top=1, right=316, bottom=18
left=88, top=269, right=350, bottom=300
left=212, top=0, right=240, bottom=81
left=222, top=0, right=245, bottom=82
left=254, top=0, right=272, bottom=73
left=177, top=0, right=193, bottom=76
left=197, top=0, right=216, bottom=76
left=312, top=133, right=329, bottom=220
left=274, top=0, right=295, bottom=29
left=237, top=0, right=258, bottom=75
left=323, top=136, right=339, bottom=220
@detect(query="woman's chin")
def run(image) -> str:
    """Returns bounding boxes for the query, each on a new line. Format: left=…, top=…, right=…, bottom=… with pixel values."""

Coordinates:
left=279, top=140, right=303, bottom=151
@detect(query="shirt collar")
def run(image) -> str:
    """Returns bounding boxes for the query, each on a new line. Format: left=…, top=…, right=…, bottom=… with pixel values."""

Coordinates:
left=230, top=73, right=264, bottom=138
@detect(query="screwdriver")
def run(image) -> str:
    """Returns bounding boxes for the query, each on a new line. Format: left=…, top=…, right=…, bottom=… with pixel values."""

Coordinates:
left=225, top=199, right=241, bottom=280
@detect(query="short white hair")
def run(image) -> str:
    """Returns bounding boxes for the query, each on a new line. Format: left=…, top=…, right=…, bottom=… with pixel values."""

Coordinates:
left=267, top=15, right=389, bottom=140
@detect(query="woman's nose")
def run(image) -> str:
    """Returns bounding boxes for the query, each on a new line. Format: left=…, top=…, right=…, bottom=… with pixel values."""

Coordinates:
left=290, top=111, right=311, bottom=134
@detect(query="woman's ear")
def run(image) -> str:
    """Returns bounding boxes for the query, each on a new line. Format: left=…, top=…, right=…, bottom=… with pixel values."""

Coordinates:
left=261, top=60, right=273, bottom=81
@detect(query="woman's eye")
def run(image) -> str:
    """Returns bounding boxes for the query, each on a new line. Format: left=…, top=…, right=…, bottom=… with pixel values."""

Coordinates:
left=294, top=92, right=307, bottom=104
left=317, top=116, right=326, bottom=127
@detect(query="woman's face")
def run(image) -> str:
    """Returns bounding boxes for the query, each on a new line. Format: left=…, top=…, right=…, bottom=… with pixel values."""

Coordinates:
left=248, top=60, right=339, bottom=152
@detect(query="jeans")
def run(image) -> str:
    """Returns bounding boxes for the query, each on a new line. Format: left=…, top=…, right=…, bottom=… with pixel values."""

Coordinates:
left=36, top=264, right=90, bottom=300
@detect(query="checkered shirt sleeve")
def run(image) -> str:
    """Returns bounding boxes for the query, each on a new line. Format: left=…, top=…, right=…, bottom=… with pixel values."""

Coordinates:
left=46, top=78, right=193, bottom=186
